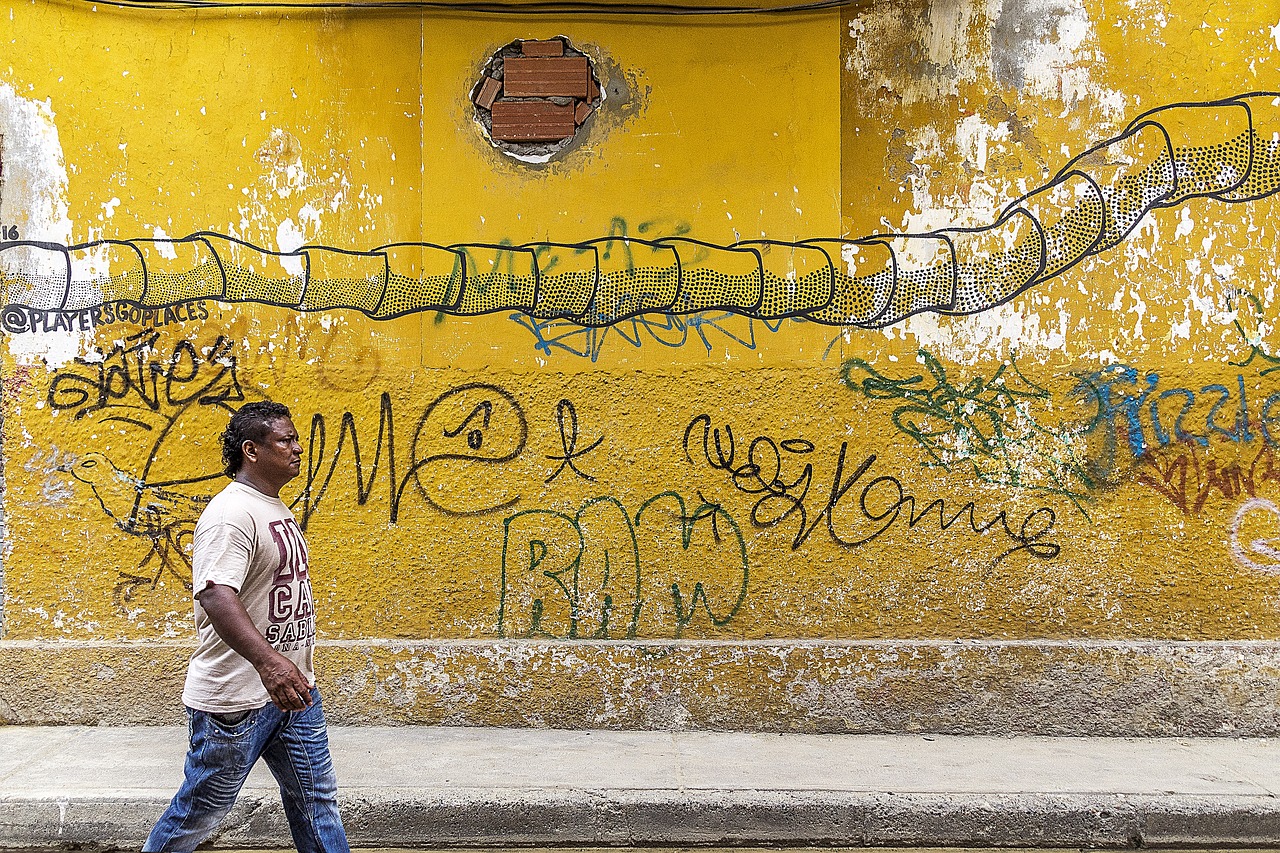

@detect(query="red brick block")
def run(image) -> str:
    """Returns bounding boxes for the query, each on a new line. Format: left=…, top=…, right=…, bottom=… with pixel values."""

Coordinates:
left=587, top=75, right=600, bottom=102
left=503, top=57, right=589, bottom=99
left=574, top=101, right=593, bottom=125
left=473, top=76, right=502, bottom=109
left=521, top=39, right=564, bottom=57
left=491, top=100, right=576, bottom=141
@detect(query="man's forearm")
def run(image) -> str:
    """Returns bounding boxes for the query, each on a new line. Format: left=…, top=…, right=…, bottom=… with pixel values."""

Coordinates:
left=197, top=584, right=282, bottom=667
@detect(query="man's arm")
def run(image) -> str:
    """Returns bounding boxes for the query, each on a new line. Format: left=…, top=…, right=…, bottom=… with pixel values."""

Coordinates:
left=197, top=584, right=313, bottom=711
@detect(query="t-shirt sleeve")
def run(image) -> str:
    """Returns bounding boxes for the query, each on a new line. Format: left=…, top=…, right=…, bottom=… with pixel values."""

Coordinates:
left=192, top=517, right=255, bottom=595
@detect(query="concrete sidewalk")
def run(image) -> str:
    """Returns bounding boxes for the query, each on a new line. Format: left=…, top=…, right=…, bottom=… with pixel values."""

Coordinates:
left=3, top=728, right=1280, bottom=849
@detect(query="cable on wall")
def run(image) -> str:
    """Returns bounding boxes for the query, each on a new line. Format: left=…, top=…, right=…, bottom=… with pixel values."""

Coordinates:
left=80, top=0, right=865, bottom=15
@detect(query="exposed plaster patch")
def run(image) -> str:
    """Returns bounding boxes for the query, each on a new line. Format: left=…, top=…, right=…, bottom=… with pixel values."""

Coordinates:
left=233, top=128, right=354, bottom=254
left=848, top=0, right=1125, bottom=121
left=925, top=0, right=996, bottom=84
left=0, top=85, right=70, bottom=244
left=0, top=83, right=87, bottom=367
left=991, top=0, right=1126, bottom=118
left=151, top=227, right=178, bottom=260
left=1174, top=207, right=1195, bottom=241
left=276, top=218, right=306, bottom=276
left=900, top=120, right=1009, bottom=227
left=22, top=448, right=74, bottom=505
left=890, top=300, right=1066, bottom=365
left=846, top=0, right=999, bottom=103
left=993, top=0, right=1082, bottom=91
left=955, top=113, right=1011, bottom=173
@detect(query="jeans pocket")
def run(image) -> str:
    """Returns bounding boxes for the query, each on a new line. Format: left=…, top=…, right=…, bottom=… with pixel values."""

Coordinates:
left=212, top=710, right=251, bottom=726
left=201, top=707, right=258, bottom=740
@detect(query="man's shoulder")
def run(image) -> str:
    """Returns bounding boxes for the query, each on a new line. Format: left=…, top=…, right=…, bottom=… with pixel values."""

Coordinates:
left=199, top=481, right=292, bottom=526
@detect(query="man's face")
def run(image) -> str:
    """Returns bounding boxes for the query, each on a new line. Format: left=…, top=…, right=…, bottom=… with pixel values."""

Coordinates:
left=246, top=416, right=303, bottom=487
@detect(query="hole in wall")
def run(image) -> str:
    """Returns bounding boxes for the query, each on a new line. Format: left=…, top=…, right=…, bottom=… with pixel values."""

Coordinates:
left=470, top=37, right=605, bottom=165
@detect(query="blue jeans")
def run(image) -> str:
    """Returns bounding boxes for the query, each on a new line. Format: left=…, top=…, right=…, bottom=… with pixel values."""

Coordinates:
left=144, top=688, right=349, bottom=853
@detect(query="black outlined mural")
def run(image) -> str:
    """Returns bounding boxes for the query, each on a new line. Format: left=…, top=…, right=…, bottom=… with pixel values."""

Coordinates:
left=1, top=92, right=1276, bottom=332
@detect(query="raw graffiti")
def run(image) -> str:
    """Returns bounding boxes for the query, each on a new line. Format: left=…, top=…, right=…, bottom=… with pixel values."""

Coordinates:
left=498, top=493, right=749, bottom=639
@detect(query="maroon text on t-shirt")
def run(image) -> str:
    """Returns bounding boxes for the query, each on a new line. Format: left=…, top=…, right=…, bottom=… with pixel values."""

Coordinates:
left=265, top=518, right=315, bottom=652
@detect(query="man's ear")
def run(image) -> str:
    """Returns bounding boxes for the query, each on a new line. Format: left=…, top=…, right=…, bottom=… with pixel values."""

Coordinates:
left=241, top=439, right=257, bottom=463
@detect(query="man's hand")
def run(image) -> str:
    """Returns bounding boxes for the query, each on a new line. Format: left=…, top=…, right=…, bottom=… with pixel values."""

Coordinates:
left=254, top=651, right=314, bottom=712
left=197, top=583, right=314, bottom=711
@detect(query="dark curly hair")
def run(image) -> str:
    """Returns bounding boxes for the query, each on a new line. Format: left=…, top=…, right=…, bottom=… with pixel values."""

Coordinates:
left=220, top=401, right=293, bottom=477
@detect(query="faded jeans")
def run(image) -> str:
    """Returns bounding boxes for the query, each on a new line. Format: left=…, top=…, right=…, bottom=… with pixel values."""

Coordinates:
left=143, top=688, right=349, bottom=853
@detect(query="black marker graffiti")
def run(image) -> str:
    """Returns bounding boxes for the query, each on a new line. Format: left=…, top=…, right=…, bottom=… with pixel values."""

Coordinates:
left=48, top=330, right=242, bottom=419
left=64, top=451, right=210, bottom=607
left=53, top=333, right=245, bottom=610
left=296, top=383, right=529, bottom=526
left=684, top=415, right=1060, bottom=563
left=545, top=399, right=602, bottom=483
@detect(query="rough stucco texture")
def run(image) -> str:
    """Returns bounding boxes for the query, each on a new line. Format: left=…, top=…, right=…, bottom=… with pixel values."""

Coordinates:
left=4, top=640, right=1280, bottom=735
left=3, top=0, right=1280, bottom=731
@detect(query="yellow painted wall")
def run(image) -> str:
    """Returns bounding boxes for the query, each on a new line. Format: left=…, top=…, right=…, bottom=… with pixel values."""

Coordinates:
left=2, top=0, right=1280, bottom=730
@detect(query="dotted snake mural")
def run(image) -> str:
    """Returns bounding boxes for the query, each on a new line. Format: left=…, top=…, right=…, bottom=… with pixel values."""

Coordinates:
left=2, top=91, right=1278, bottom=332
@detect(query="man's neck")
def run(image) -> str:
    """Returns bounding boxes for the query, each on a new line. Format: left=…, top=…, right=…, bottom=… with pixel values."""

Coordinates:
left=234, top=470, right=283, bottom=498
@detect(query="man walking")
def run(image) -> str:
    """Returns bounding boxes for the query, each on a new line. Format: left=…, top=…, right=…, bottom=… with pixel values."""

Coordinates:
left=145, top=401, right=349, bottom=853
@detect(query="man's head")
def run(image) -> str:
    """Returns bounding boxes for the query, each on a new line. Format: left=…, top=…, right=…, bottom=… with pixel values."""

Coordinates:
left=220, top=402, right=299, bottom=482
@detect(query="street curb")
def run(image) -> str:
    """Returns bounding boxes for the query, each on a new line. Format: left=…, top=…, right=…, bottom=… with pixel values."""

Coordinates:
left=6, top=791, right=1280, bottom=848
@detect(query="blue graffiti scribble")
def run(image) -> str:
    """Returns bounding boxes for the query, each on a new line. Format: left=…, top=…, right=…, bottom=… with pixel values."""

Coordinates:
left=511, top=311, right=800, bottom=362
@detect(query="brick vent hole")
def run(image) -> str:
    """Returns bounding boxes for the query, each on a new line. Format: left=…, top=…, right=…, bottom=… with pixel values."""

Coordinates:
left=471, top=38, right=604, bottom=163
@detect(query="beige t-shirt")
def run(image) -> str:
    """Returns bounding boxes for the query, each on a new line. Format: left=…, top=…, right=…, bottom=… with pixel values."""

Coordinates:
left=182, top=481, right=316, bottom=712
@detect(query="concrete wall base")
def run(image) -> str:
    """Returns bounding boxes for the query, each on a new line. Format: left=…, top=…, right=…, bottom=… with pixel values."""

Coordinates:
left=3, top=638, right=1279, bottom=735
